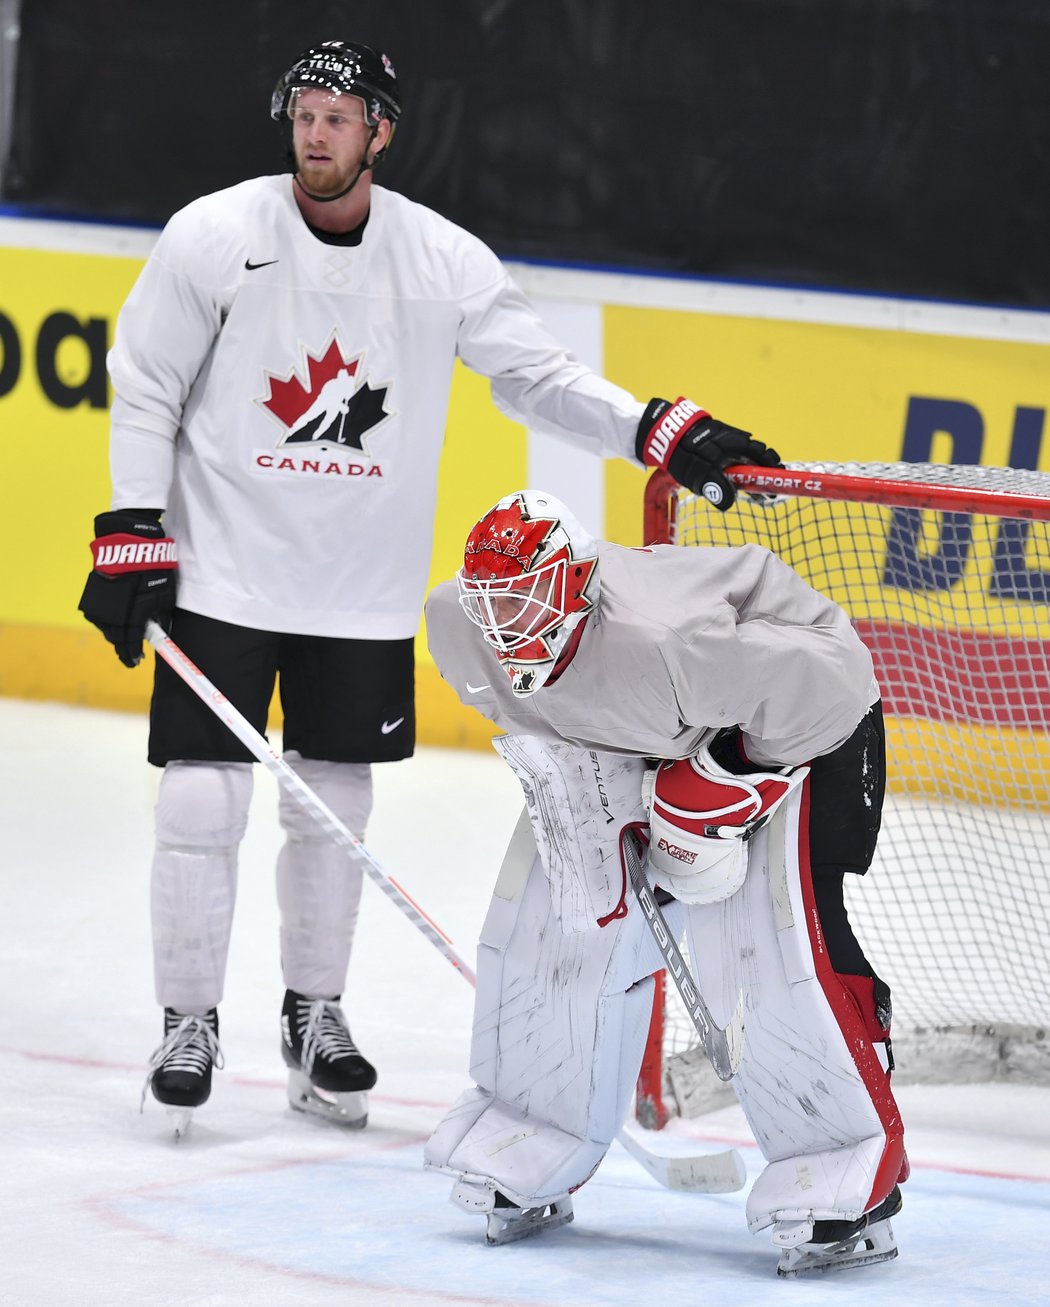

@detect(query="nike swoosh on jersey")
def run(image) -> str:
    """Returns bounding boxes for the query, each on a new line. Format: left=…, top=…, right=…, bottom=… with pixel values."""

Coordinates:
left=381, top=717, right=405, bottom=734
left=244, top=258, right=279, bottom=270
left=465, top=682, right=490, bottom=693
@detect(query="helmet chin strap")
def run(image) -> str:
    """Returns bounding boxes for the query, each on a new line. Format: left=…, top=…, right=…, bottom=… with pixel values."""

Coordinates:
left=293, top=127, right=380, bottom=204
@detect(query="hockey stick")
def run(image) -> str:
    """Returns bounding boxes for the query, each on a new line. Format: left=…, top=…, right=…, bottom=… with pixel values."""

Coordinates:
left=616, top=1122, right=746, bottom=1193
left=621, top=825, right=745, bottom=1082
left=144, top=620, right=476, bottom=985
left=144, top=622, right=742, bottom=1191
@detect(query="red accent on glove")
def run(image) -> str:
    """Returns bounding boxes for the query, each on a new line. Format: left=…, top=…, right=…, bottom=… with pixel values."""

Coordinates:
left=651, top=756, right=793, bottom=839
left=638, top=396, right=711, bottom=469
left=90, top=533, right=179, bottom=574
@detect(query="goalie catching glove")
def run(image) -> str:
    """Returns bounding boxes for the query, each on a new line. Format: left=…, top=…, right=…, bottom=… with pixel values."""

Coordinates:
left=645, top=745, right=809, bottom=904
left=636, top=396, right=782, bottom=510
left=78, top=509, right=177, bottom=667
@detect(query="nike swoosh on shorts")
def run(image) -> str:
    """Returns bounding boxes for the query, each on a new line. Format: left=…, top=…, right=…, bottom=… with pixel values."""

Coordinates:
left=381, top=717, right=405, bottom=734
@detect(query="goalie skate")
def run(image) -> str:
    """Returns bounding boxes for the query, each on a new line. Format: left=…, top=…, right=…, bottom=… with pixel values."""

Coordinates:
left=774, top=1185, right=902, bottom=1277
left=450, top=1178, right=575, bottom=1245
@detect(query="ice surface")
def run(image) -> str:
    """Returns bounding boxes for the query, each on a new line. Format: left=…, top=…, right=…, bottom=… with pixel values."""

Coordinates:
left=2, top=701, right=1048, bottom=1306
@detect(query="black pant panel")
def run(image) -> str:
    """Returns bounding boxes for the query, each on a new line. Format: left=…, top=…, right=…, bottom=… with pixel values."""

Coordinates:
left=148, top=610, right=415, bottom=766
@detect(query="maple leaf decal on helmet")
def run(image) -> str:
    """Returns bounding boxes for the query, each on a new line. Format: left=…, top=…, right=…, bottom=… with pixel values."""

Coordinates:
left=457, top=490, right=600, bottom=696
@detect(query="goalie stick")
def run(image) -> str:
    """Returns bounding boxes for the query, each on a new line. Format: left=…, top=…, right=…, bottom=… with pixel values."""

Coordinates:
left=617, top=1123, right=746, bottom=1193
left=144, top=620, right=744, bottom=1192
left=622, top=824, right=745, bottom=1082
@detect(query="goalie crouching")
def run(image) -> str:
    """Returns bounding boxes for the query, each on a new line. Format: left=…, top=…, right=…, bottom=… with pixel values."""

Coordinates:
left=422, top=488, right=907, bottom=1277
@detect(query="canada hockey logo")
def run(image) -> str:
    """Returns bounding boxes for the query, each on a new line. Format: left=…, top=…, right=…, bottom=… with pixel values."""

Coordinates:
left=258, top=335, right=393, bottom=456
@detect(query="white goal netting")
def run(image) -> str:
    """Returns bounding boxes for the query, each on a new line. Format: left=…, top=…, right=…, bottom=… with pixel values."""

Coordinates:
left=640, top=462, right=1050, bottom=1123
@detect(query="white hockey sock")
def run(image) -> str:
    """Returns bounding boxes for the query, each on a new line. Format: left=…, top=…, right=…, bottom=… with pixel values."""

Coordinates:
left=152, top=761, right=253, bottom=1012
left=276, top=753, right=372, bottom=998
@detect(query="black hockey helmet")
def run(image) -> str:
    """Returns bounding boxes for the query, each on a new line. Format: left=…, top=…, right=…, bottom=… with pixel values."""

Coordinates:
left=270, top=40, right=402, bottom=128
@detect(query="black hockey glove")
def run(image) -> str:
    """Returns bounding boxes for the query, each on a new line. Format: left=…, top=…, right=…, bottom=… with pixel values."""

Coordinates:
left=635, top=396, right=782, bottom=511
left=78, top=509, right=177, bottom=667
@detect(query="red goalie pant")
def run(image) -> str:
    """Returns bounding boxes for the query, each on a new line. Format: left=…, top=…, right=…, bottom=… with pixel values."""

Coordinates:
left=682, top=707, right=906, bottom=1232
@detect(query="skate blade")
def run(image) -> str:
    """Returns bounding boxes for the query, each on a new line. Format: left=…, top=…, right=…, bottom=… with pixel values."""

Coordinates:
left=287, top=1070, right=368, bottom=1128
left=167, top=1107, right=195, bottom=1141
left=777, top=1218, right=898, bottom=1277
left=485, top=1201, right=574, bottom=1246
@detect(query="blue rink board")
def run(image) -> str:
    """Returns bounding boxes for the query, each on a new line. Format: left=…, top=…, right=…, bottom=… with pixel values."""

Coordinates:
left=107, top=1139, right=1050, bottom=1307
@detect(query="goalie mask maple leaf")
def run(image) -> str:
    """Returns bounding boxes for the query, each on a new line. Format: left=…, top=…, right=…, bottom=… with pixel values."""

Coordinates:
left=457, top=490, right=599, bottom=696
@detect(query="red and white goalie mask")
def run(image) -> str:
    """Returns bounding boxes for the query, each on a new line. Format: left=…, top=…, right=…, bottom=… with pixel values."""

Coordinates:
left=457, top=490, right=599, bottom=696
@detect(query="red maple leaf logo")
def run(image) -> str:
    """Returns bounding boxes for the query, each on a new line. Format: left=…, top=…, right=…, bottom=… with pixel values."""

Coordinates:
left=261, top=338, right=359, bottom=429
left=258, top=337, right=392, bottom=452
left=464, top=505, right=563, bottom=577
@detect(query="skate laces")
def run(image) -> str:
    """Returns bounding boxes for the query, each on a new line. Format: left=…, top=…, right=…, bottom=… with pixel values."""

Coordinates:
left=140, top=1014, right=224, bottom=1110
left=294, top=998, right=361, bottom=1075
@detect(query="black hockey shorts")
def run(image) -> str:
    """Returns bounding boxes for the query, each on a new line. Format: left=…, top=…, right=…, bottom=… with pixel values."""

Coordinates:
left=148, top=609, right=415, bottom=767
left=806, top=701, right=887, bottom=979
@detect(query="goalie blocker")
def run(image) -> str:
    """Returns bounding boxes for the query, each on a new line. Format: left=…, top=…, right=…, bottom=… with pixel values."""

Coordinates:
left=425, top=719, right=906, bottom=1271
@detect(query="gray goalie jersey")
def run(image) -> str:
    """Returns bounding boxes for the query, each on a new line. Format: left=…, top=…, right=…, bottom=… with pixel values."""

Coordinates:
left=425, top=540, right=880, bottom=766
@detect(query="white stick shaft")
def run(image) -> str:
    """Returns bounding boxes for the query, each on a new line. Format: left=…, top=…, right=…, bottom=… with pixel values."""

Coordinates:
left=144, top=620, right=476, bottom=987
left=621, top=826, right=743, bottom=1081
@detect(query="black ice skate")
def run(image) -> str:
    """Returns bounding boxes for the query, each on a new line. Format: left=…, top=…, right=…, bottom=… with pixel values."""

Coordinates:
left=774, top=1184, right=902, bottom=1277
left=280, top=989, right=376, bottom=1128
left=450, top=1177, right=575, bottom=1245
left=142, top=1008, right=223, bottom=1140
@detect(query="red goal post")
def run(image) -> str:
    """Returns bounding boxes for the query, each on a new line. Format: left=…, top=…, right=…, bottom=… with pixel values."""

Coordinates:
left=637, top=461, right=1050, bottom=1129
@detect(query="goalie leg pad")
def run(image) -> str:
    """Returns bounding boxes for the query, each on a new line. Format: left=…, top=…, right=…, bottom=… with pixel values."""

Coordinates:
left=152, top=761, right=253, bottom=1011
left=493, top=735, right=646, bottom=931
left=425, top=773, right=660, bottom=1205
left=276, top=752, right=372, bottom=997
left=680, top=782, right=905, bottom=1234
left=424, top=1086, right=607, bottom=1210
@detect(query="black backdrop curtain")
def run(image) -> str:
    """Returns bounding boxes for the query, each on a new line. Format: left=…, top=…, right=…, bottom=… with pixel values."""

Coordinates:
left=4, top=0, right=1049, bottom=307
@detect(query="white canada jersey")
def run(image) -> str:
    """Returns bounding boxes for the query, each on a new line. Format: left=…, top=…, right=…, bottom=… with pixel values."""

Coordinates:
left=107, top=177, right=644, bottom=637
left=426, top=541, right=880, bottom=766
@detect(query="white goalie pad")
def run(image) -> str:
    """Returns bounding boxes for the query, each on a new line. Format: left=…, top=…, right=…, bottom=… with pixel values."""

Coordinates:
left=424, top=757, right=676, bottom=1205
left=493, top=735, right=647, bottom=932
left=680, top=786, right=905, bottom=1233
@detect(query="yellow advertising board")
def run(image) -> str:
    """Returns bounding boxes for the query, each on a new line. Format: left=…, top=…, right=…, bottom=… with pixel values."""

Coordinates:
left=602, top=304, right=1050, bottom=543
left=2, top=224, right=1048, bottom=770
left=1, top=245, right=140, bottom=624
left=598, top=302, right=1050, bottom=803
left=0, top=230, right=523, bottom=742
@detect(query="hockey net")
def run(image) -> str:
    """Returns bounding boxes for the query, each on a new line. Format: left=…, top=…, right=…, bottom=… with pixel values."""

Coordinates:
left=637, top=461, right=1050, bottom=1128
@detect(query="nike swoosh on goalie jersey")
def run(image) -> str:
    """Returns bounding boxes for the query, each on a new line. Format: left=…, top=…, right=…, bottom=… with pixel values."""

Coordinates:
left=465, top=682, right=490, bottom=693
left=381, top=717, right=405, bottom=734
left=244, top=258, right=279, bottom=270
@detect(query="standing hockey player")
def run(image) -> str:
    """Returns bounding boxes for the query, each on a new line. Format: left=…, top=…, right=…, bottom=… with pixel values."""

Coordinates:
left=422, top=489, right=907, bottom=1276
left=76, top=39, right=781, bottom=1135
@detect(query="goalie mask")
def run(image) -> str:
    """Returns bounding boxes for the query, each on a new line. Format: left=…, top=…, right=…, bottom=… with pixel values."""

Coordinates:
left=458, top=490, right=599, bottom=696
